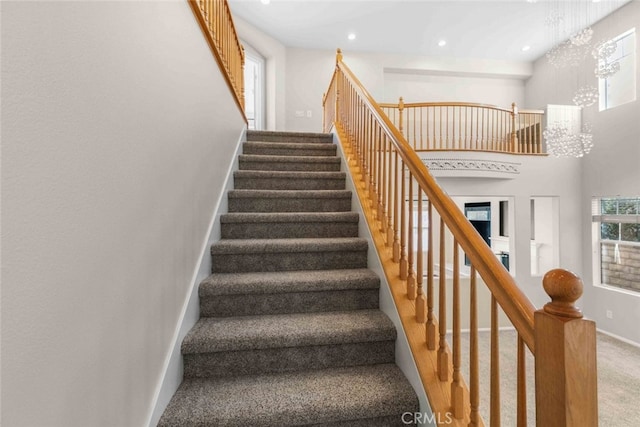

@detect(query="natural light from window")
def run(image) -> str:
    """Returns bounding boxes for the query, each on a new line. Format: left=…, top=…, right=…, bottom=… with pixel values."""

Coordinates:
left=592, top=197, right=640, bottom=293
left=599, top=28, right=636, bottom=111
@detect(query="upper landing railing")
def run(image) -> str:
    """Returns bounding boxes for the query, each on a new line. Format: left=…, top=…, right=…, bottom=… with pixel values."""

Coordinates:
left=189, top=0, right=246, bottom=120
left=380, top=99, right=545, bottom=155
left=323, top=49, right=597, bottom=427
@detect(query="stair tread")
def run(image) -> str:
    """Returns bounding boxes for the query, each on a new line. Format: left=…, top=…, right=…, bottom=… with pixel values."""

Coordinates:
left=228, top=189, right=351, bottom=199
left=200, top=268, right=379, bottom=296
left=158, top=364, right=418, bottom=427
left=234, top=170, right=345, bottom=179
left=247, top=130, right=333, bottom=141
left=220, top=212, right=358, bottom=224
left=182, top=309, right=395, bottom=354
left=211, top=237, right=368, bottom=254
left=244, top=141, right=335, bottom=149
left=239, top=154, right=340, bottom=163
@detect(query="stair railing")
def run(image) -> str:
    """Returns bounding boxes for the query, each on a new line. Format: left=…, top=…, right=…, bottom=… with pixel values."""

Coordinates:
left=323, top=49, right=597, bottom=427
left=380, top=99, right=545, bottom=154
left=189, top=0, right=246, bottom=120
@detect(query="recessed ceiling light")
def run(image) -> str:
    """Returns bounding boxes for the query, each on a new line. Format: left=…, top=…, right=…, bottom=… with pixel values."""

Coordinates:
left=348, top=33, right=356, bottom=41
left=522, top=45, right=531, bottom=52
left=438, top=39, right=447, bottom=47
left=260, top=0, right=270, bottom=4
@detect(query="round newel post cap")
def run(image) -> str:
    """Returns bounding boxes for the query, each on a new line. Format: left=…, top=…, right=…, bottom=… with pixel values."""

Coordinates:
left=336, top=48, right=343, bottom=64
left=542, top=269, right=584, bottom=319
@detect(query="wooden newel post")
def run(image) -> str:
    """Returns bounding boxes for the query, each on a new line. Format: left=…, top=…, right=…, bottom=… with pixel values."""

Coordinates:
left=511, top=102, right=519, bottom=153
left=534, top=269, right=598, bottom=427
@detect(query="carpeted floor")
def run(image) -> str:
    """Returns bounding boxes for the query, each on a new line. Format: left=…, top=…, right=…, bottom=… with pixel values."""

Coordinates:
left=459, top=330, right=640, bottom=426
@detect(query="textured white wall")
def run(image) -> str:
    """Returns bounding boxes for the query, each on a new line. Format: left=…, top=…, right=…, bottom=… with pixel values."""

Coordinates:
left=1, top=2, right=245, bottom=426
left=525, top=0, right=640, bottom=345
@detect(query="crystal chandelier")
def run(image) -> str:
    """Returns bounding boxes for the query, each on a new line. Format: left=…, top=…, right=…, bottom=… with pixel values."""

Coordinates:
left=573, top=85, right=599, bottom=107
left=544, top=123, right=594, bottom=158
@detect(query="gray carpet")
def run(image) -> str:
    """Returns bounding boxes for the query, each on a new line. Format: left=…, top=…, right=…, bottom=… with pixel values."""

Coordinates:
left=459, top=329, right=640, bottom=426
left=158, top=130, right=419, bottom=426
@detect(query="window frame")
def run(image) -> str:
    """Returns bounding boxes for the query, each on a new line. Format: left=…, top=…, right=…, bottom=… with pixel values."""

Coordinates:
left=598, top=28, right=636, bottom=112
left=592, top=197, right=640, bottom=293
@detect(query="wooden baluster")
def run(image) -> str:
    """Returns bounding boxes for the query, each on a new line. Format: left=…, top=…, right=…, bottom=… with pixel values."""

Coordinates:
left=399, top=97, right=405, bottom=138
left=392, top=151, right=400, bottom=262
left=446, top=106, right=449, bottom=149
left=535, top=269, right=598, bottom=427
left=407, top=177, right=416, bottom=299
left=438, top=218, right=450, bottom=381
left=400, top=161, right=408, bottom=279
left=386, top=140, right=394, bottom=246
left=458, top=106, right=462, bottom=150
left=469, top=266, right=480, bottom=427
left=377, top=130, right=384, bottom=222
left=451, top=239, right=465, bottom=419
left=517, top=334, right=527, bottom=427
left=439, top=106, right=443, bottom=149
left=491, top=295, right=501, bottom=427
left=378, top=137, right=389, bottom=232
left=426, top=201, right=436, bottom=349
left=469, top=108, right=474, bottom=150
left=476, top=107, right=480, bottom=150
left=416, top=190, right=426, bottom=322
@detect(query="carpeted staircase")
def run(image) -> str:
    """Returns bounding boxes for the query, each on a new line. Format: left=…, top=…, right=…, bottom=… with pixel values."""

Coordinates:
left=158, top=130, right=419, bottom=426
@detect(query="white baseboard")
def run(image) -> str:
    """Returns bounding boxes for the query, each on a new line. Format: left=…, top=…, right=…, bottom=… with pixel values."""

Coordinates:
left=596, top=328, right=640, bottom=348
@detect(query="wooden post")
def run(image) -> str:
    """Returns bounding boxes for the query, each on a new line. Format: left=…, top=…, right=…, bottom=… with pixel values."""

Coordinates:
left=511, top=102, right=519, bottom=153
left=534, top=269, right=598, bottom=427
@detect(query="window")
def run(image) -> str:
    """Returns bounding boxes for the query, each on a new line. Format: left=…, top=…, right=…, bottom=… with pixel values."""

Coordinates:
left=599, top=28, right=636, bottom=111
left=592, top=197, right=640, bottom=292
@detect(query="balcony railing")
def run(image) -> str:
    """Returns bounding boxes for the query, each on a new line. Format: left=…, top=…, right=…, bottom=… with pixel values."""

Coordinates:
left=380, top=99, right=545, bottom=155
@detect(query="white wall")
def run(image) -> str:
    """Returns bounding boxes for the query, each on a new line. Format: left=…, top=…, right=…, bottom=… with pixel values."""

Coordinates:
left=526, top=0, right=640, bottom=344
left=434, top=155, right=583, bottom=309
left=234, top=17, right=287, bottom=131
left=1, top=2, right=246, bottom=426
left=284, top=46, right=532, bottom=133
left=383, top=71, right=525, bottom=107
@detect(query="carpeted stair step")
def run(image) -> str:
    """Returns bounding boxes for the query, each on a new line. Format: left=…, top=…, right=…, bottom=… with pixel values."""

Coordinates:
left=157, top=364, right=419, bottom=426
left=238, top=154, right=341, bottom=171
left=210, top=237, right=368, bottom=273
left=220, top=212, right=359, bottom=239
left=243, top=141, right=337, bottom=157
left=247, top=130, right=333, bottom=144
left=199, top=268, right=380, bottom=317
left=227, top=189, right=352, bottom=213
left=234, top=170, right=346, bottom=191
left=181, top=310, right=396, bottom=378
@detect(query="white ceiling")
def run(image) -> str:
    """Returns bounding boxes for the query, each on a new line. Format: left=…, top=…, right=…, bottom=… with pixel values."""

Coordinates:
left=228, top=0, right=630, bottom=62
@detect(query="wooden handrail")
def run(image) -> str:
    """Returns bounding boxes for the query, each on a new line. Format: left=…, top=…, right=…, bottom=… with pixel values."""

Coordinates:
left=324, top=49, right=597, bottom=426
left=189, top=0, right=247, bottom=122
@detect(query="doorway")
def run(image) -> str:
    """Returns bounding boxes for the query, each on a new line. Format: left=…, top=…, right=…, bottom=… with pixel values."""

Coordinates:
left=464, top=202, right=491, bottom=267
left=243, top=47, right=265, bottom=130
